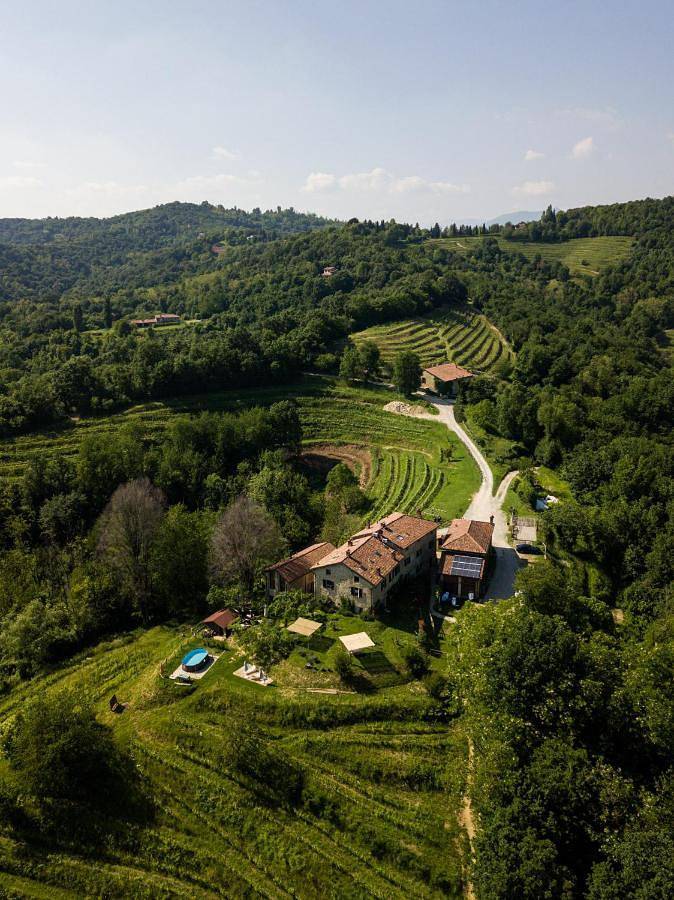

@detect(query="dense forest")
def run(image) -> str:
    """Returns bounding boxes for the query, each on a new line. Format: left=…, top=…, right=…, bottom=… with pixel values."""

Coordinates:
left=0, top=196, right=672, bottom=896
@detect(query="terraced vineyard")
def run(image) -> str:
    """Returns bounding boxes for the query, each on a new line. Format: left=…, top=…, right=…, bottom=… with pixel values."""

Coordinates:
left=351, top=306, right=511, bottom=374
left=0, top=379, right=480, bottom=524
left=0, top=625, right=469, bottom=898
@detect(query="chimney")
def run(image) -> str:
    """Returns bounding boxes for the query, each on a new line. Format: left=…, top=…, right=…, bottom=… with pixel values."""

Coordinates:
left=489, top=515, right=494, bottom=525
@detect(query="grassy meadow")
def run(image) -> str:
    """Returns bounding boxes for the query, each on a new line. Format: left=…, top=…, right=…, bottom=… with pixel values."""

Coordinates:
left=351, top=306, right=512, bottom=375
left=0, top=617, right=469, bottom=898
left=428, top=234, right=634, bottom=276
left=0, top=377, right=480, bottom=524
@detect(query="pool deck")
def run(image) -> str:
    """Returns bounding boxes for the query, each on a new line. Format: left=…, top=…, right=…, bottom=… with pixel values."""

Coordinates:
left=169, top=653, right=221, bottom=681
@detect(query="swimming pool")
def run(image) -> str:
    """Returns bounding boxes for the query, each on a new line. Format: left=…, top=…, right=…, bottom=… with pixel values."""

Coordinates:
left=181, top=648, right=209, bottom=672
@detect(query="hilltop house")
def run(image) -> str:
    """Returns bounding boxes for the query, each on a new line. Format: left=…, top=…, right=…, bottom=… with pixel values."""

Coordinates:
left=421, top=363, right=473, bottom=397
left=131, top=313, right=181, bottom=328
left=265, top=541, right=335, bottom=601
left=321, top=265, right=337, bottom=277
left=311, top=512, right=438, bottom=612
left=439, top=517, right=494, bottom=599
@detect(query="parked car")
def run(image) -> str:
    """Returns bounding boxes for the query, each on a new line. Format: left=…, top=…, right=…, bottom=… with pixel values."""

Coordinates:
left=516, top=543, right=542, bottom=555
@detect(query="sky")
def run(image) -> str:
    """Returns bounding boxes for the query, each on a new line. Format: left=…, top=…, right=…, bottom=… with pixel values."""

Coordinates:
left=0, top=0, right=673, bottom=224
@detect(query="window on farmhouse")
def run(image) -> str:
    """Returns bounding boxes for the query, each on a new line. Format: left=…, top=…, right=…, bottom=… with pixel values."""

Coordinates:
left=350, top=587, right=363, bottom=598
left=353, top=575, right=359, bottom=582
left=323, top=579, right=334, bottom=590
left=325, top=568, right=331, bottom=575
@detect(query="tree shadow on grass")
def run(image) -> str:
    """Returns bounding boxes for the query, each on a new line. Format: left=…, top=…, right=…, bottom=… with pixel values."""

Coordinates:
left=307, top=634, right=334, bottom=653
left=357, top=651, right=397, bottom=676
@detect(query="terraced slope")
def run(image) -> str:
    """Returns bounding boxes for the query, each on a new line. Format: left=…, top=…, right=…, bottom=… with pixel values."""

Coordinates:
left=351, top=306, right=511, bottom=374
left=0, top=379, right=480, bottom=524
left=428, top=235, right=633, bottom=276
left=0, top=626, right=469, bottom=899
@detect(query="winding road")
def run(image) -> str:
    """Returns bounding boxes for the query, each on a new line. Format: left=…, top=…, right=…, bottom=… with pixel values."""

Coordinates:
left=397, top=394, right=522, bottom=600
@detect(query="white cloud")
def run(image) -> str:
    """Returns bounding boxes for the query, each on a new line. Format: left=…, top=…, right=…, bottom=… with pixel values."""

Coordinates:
left=211, top=145, right=239, bottom=161
left=524, top=149, right=545, bottom=161
left=338, top=167, right=391, bottom=191
left=392, top=175, right=469, bottom=194
left=571, top=136, right=595, bottom=159
left=302, top=171, right=337, bottom=192
left=0, top=175, right=42, bottom=189
left=303, top=167, right=469, bottom=196
left=13, top=160, right=46, bottom=170
left=512, top=180, right=555, bottom=197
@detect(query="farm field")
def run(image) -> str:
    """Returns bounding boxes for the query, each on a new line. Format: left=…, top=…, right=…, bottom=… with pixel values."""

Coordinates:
left=428, top=235, right=633, bottom=276
left=0, top=621, right=469, bottom=898
left=351, top=306, right=512, bottom=375
left=0, top=378, right=480, bottom=524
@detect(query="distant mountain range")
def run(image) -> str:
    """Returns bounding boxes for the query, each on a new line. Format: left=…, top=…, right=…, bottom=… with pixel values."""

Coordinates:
left=458, top=210, right=543, bottom=227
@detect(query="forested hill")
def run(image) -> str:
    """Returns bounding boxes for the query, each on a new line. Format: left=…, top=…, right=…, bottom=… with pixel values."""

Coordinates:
left=496, top=194, right=674, bottom=242
left=0, top=201, right=333, bottom=246
left=0, top=202, right=334, bottom=303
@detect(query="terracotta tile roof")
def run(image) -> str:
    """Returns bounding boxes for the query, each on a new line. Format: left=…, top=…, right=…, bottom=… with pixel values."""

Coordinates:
left=313, top=533, right=403, bottom=587
left=423, top=363, right=473, bottom=382
left=267, top=542, right=335, bottom=583
left=441, top=553, right=486, bottom=579
left=441, top=519, right=493, bottom=555
left=202, top=608, right=239, bottom=629
left=352, top=512, right=437, bottom=550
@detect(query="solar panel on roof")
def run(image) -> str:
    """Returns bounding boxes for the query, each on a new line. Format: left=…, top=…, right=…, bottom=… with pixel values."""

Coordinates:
left=450, top=556, right=483, bottom=577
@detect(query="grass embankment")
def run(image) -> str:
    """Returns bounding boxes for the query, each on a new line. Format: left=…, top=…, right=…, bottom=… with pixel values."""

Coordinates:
left=0, top=378, right=480, bottom=524
left=428, top=235, right=633, bottom=277
left=0, top=620, right=468, bottom=898
left=351, top=306, right=511, bottom=376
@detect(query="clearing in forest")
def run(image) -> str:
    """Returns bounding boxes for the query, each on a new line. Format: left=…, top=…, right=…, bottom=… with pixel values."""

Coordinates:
left=428, top=234, right=633, bottom=276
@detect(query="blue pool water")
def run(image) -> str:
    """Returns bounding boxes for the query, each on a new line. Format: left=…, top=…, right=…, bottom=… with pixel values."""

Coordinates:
left=181, top=648, right=209, bottom=671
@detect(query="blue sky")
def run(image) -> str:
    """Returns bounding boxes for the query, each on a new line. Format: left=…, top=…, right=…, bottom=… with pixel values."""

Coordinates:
left=1, top=0, right=672, bottom=223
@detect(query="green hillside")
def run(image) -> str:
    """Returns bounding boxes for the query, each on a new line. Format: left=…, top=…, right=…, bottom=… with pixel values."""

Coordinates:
left=0, top=378, right=480, bottom=524
left=429, top=235, right=633, bottom=276
left=0, top=624, right=468, bottom=899
left=351, top=306, right=512, bottom=373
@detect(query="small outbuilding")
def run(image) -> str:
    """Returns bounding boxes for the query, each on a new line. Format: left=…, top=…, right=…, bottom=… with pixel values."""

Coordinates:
left=287, top=617, right=323, bottom=637
left=339, top=632, right=375, bottom=654
left=201, top=608, right=239, bottom=637
left=421, top=363, right=473, bottom=397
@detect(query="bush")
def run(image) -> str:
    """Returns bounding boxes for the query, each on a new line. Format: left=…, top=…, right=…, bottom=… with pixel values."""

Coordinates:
left=401, top=644, right=429, bottom=678
left=333, top=646, right=354, bottom=681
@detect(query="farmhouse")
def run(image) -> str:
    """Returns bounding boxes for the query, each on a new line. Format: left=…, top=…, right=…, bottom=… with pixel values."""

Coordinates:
left=439, top=517, right=494, bottom=599
left=201, top=608, right=239, bottom=637
left=311, top=512, right=438, bottom=612
left=265, top=541, right=335, bottom=600
left=421, top=362, right=473, bottom=397
left=321, top=265, right=337, bottom=277
left=131, top=313, right=181, bottom=328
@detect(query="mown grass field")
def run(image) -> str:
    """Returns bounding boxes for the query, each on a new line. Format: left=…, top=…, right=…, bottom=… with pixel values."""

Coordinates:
left=428, top=235, right=633, bottom=277
left=0, top=378, right=480, bottom=524
left=351, top=306, right=512, bottom=375
left=0, top=621, right=469, bottom=898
